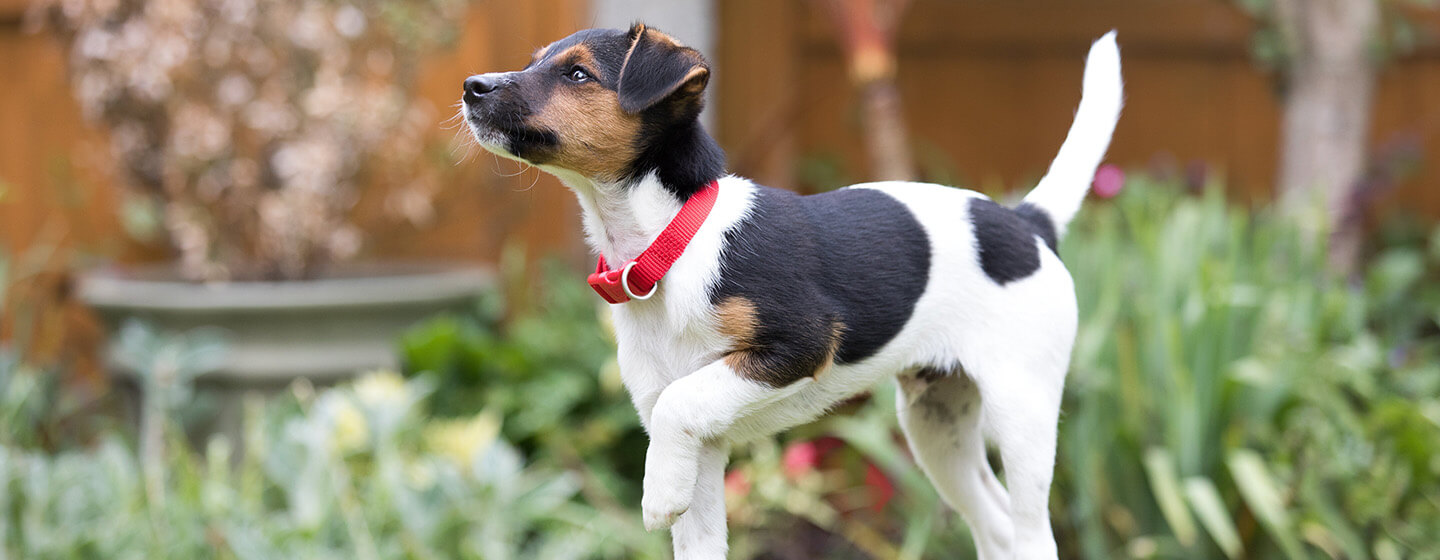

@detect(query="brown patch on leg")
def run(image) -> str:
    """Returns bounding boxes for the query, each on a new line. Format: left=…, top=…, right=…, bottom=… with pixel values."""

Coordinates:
left=811, top=321, right=845, bottom=379
left=716, top=296, right=760, bottom=343
left=716, top=296, right=845, bottom=388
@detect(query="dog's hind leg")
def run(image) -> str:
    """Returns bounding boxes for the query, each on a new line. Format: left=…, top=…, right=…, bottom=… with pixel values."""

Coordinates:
left=896, top=369, right=1014, bottom=560
left=669, top=441, right=730, bottom=559
left=974, top=357, right=1066, bottom=560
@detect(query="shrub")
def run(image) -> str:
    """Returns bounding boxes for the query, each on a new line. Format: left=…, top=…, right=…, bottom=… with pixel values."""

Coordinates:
left=38, top=0, right=465, bottom=280
left=0, top=363, right=668, bottom=559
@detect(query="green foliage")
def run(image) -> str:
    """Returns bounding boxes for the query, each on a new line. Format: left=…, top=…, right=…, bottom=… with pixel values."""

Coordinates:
left=398, top=261, right=650, bottom=500
left=1238, top=0, right=1439, bottom=71
left=1052, top=175, right=1440, bottom=559
left=0, top=362, right=668, bottom=559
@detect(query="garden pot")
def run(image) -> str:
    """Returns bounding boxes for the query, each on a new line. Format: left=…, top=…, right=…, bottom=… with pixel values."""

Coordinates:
left=78, top=261, right=492, bottom=438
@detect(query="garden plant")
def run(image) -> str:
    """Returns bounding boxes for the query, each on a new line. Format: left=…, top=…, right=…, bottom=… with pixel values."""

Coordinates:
left=3, top=172, right=1440, bottom=558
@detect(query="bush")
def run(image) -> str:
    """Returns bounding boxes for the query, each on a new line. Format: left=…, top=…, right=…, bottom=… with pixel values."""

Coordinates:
left=398, top=261, right=651, bottom=503
left=1054, top=177, right=1440, bottom=559
left=0, top=362, right=668, bottom=559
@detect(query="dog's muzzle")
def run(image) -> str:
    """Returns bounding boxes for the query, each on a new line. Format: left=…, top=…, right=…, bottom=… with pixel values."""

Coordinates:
left=463, top=75, right=499, bottom=104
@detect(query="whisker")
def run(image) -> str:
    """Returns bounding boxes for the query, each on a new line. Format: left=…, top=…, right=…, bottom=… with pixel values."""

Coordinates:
left=492, top=155, right=532, bottom=178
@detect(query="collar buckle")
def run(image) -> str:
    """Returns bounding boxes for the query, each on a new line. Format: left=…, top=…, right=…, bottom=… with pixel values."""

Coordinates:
left=586, top=180, right=720, bottom=304
left=587, top=261, right=656, bottom=304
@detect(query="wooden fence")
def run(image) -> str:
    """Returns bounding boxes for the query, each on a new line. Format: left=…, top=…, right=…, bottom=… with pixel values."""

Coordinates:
left=716, top=0, right=1440, bottom=220
left=5, top=0, right=1440, bottom=271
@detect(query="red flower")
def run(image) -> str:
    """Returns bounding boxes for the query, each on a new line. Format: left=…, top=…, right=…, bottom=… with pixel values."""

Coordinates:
left=864, top=463, right=895, bottom=511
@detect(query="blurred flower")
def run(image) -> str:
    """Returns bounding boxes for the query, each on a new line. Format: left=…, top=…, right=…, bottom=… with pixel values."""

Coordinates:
left=334, top=5, right=366, bottom=38
left=406, top=462, right=436, bottom=489
left=1184, top=160, right=1209, bottom=193
left=1093, top=163, right=1125, bottom=199
left=331, top=397, right=369, bottom=453
left=353, top=369, right=407, bottom=407
left=725, top=469, right=751, bottom=498
left=425, top=409, right=502, bottom=469
left=38, top=0, right=462, bottom=281
left=862, top=463, right=893, bottom=512
left=783, top=441, right=821, bottom=479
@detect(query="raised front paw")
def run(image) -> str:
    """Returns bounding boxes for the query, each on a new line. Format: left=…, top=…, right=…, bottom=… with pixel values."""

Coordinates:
left=641, top=481, right=693, bottom=531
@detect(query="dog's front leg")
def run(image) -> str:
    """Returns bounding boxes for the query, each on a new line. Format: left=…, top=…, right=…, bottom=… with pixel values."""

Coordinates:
left=669, top=441, right=729, bottom=559
left=642, top=360, right=809, bottom=532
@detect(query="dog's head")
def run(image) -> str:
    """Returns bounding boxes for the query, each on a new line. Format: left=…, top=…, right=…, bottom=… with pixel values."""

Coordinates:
left=462, top=23, right=711, bottom=183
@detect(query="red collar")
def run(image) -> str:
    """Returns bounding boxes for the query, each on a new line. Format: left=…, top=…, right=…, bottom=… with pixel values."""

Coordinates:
left=587, top=180, right=720, bottom=304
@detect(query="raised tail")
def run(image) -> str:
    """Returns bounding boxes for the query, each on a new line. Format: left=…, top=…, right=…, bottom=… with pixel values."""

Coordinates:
left=1021, top=31, right=1123, bottom=239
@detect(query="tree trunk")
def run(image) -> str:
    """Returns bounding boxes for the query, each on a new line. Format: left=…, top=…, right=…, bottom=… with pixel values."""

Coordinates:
left=859, top=80, right=915, bottom=181
left=817, top=0, right=915, bottom=182
left=1273, top=0, right=1380, bottom=274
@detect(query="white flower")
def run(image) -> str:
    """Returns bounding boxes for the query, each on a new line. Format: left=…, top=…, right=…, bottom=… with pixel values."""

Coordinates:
left=333, top=5, right=366, bottom=38
left=353, top=370, right=407, bottom=408
left=217, top=73, right=253, bottom=107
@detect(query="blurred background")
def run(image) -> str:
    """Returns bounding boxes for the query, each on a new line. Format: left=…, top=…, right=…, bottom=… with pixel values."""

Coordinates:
left=3, top=0, right=1440, bottom=558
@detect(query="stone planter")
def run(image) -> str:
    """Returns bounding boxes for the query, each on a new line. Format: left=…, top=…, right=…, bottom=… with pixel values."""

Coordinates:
left=78, top=262, right=491, bottom=437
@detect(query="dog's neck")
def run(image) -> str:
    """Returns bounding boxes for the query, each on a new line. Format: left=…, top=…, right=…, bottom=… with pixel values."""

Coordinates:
left=554, top=121, right=725, bottom=265
left=561, top=170, right=685, bottom=264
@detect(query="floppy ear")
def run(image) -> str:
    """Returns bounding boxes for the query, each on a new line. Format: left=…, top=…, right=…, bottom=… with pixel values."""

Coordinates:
left=617, top=23, right=710, bottom=114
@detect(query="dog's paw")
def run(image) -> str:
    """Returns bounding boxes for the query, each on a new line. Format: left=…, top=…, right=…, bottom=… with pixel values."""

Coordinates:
left=641, top=485, right=692, bottom=531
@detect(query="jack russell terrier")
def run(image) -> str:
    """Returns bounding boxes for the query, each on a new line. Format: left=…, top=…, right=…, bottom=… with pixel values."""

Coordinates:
left=461, top=23, right=1122, bottom=560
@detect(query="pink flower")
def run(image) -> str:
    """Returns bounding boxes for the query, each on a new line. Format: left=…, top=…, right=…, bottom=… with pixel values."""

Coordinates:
left=1093, top=164, right=1125, bottom=199
left=725, top=469, right=751, bottom=497
left=783, top=441, right=821, bottom=478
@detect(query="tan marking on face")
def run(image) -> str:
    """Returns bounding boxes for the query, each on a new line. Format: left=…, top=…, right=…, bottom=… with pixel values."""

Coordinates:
left=644, top=28, right=683, bottom=48
left=526, top=44, right=642, bottom=181
left=531, top=44, right=552, bottom=65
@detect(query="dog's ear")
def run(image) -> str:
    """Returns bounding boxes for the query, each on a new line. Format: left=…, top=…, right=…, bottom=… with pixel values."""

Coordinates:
left=617, top=23, right=710, bottom=115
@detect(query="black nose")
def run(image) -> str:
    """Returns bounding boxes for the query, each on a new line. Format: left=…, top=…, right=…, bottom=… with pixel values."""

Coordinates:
left=464, top=75, right=500, bottom=101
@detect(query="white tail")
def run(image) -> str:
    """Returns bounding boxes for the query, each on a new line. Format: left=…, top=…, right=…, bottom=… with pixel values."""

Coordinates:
left=1022, top=31, right=1124, bottom=238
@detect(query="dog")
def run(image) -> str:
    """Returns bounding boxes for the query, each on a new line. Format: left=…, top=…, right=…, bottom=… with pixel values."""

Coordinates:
left=462, top=23, right=1122, bottom=560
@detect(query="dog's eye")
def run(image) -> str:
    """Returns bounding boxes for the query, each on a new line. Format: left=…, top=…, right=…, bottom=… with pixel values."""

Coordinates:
left=567, top=67, right=590, bottom=82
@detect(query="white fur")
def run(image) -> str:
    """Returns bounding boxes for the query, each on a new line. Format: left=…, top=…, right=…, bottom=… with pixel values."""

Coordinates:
left=1023, top=31, right=1124, bottom=237
left=468, top=32, right=1124, bottom=560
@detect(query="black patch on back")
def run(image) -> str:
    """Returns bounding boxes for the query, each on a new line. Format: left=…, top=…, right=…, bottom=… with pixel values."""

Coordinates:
left=969, top=198, right=1058, bottom=285
left=712, top=187, right=931, bottom=386
left=1014, top=202, right=1058, bottom=252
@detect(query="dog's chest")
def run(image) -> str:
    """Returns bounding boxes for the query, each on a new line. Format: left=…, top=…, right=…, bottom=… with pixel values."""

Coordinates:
left=603, top=178, right=754, bottom=408
left=613, top=302, right=721, bottom=381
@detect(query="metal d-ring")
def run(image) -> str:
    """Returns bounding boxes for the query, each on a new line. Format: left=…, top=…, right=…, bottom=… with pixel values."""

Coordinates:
left=621, top=261, right=657, bottom=300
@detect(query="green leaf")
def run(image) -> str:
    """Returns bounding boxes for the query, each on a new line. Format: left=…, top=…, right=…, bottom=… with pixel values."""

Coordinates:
left=1228, top=449, right=1306, bottom=559
left=1183, top=477, right=1242, bottom=559
left=1143, top=447, right=1197, bottom=546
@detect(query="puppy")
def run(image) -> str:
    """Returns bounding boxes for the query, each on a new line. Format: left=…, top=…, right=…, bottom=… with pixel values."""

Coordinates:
left=462, top=23, right=1122, bottom=560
